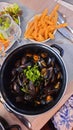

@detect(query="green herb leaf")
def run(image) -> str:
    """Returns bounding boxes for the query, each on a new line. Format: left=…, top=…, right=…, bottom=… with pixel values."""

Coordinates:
left=21, top=86, right=29, bottom=93
left=24, top=64, right=40, bottom=82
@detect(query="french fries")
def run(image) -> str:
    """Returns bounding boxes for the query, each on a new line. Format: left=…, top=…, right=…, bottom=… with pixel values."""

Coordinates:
left=24, top=4, right=67, bottom=42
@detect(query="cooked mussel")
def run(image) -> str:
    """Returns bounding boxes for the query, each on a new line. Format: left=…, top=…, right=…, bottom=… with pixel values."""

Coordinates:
left=10, top=82, right=20, bottom=93
left=10, top=51, right=63, bottom=106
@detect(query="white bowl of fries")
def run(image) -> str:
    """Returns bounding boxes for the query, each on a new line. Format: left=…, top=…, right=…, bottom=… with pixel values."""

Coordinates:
left=24, top=15, right=56, bottom=43
left=24, top=4, right=67, bottom=43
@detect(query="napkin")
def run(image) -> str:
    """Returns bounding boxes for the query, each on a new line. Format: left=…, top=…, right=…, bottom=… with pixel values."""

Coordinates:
left=52, top=95, right=73, bottom=130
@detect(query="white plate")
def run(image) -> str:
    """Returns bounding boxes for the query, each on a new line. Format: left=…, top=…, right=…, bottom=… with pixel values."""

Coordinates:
left=24, top=15, right=56, bottom=43
left=0, top=2, right=21, bottom=52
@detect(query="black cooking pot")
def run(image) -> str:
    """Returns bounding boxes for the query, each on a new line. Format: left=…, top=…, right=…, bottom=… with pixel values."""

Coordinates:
left=0, top=43, right=67, bottom=115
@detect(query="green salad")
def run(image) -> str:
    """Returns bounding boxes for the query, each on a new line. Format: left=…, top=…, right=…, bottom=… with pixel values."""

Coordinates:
left=0, top=15, right=11, bottom=30
left=1, top=3, right=22, bottom=25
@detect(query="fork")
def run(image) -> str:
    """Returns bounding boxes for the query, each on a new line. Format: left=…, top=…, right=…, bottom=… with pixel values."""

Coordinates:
left=58, top=11, right=73, bottom=34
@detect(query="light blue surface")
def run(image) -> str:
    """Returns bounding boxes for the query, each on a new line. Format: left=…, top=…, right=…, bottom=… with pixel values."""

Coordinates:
left=62, top=0, right=73, bottom=5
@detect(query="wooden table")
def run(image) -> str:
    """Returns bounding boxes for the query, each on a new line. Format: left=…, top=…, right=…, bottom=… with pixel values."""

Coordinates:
left=0, top=0, right=73, bottom=130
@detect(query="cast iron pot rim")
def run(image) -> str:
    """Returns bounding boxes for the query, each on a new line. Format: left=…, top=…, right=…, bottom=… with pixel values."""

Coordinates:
left=0, top=43, right=68, bottom=116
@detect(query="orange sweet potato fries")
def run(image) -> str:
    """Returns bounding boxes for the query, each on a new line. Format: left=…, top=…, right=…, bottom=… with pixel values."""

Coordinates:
left=24, top=4, right=67, bottom=42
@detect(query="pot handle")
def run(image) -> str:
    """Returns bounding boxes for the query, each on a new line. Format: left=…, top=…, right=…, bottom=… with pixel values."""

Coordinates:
left=7, top=124, right=21, bottom=130
left=14, top=113, right=32, bottom=130
left=50, top=44, right=64, bottom=57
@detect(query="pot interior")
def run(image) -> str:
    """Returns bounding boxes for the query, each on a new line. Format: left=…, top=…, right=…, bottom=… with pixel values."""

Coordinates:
left=0, top=44, right=67, bottom=115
